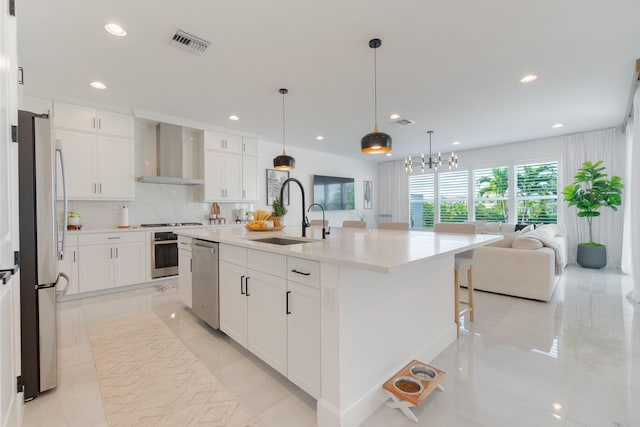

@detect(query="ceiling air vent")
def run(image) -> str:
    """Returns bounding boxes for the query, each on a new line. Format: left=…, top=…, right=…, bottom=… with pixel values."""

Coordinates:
left=170, top=30, right=210, bottom=55
left=393, top=118, right=415, bottom=126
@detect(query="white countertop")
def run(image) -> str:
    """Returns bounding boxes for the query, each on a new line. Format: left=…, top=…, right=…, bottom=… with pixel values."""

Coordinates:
left=65, top=224, right=242, bottom=234
left=176, top=226, right=502, bottom=273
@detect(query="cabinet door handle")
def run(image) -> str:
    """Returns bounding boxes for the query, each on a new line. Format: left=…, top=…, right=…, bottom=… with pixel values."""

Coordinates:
left=109, top=248, right=113, bottom=259
left=242, top=190, right=246, bottom=199
left=286, top=291, right=291, bottom=315
left=245, top=277, right=250, bottom=296
left=107, top=236, right=121, bottom=240
left=98, top=118, right=101, bottom=130
left=189, top=258, right=192, bottom=272
left=115, top=248, right=119, bottom=258
left=73, top=251, right=76, bottom=263
left=291, top=269, right=311, bottom=276
left=240, top=275, right=245, bottom=295
left=98, top=183, right=102, bottom=193
left=93, top=117, right=96, bottom=129
left=93, top=183, right=97, bottom=193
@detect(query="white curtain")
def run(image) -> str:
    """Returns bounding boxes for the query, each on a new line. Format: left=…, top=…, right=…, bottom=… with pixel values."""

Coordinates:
left=622, top=86, right=640, bottom=302
left=378, top=161, right=409, bottom=222
left=559, top=128, right=624, bottom=267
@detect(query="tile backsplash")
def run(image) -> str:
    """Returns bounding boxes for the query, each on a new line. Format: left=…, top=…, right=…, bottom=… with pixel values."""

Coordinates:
left=63, top=183, right=250, bottom=229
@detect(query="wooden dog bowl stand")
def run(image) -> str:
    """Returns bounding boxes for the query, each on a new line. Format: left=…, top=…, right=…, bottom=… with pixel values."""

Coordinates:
left=382, top=360, right=446, bottom=422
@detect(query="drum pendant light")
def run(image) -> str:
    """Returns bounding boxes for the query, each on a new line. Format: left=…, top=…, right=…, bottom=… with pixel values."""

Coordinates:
left=273, top=88, right=295, bottom=170
left=361, top=38, right=392, bottom=154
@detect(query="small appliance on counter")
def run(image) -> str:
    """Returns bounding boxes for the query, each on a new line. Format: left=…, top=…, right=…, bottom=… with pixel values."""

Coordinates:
left=209, top=202, right=226, bottom=225
left=118, top=205, right=130, bottom=228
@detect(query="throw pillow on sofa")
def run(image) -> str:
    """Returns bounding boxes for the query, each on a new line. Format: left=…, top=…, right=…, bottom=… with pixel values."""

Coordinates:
left=512, top=237, right=544, bottom=250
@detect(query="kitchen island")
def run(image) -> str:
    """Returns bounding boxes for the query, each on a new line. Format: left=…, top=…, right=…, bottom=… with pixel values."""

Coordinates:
left=176, top=226, right=501, bottom=427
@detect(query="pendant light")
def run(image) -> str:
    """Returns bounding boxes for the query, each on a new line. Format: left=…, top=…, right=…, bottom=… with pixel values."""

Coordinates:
left=404, top=131, right=459, bottom=173
left=273, top=88, right=295, bottom=170
left=361, top=38, right=392, bottom=154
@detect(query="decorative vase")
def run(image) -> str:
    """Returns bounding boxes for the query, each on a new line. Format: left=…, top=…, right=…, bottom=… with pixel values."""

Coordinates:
left=272, top=216, right=282, bottom=228
left=577, top=244, right=607, bottom=269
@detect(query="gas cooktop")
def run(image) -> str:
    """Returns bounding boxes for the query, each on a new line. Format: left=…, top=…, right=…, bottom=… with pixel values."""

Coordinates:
left=140, top=222, right=203, bottom=228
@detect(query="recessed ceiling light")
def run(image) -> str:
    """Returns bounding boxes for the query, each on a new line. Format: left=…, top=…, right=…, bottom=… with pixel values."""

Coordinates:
left=386, top=153, right=392, bottom=157
left=452, top=141, right=460, bottom=145
left=552, top=123, right=564, bottom=128
left=520, top=74, right=538, bottom=83
left=389, top=113, right=400, bottom=120
left=316, top=135, right=324, bottom=141
left=104, top=23, right=127, bottom=37
left=228, top=115, right=239, bottom=121
left=89, top=81, right=107, bottom=90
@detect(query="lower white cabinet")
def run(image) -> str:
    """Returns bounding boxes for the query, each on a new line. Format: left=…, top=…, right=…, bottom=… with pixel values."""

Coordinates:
left=247, top=270, right=287, bottom=375
left=78, top=232, right=145, bottom=292
left=286, top=281, right=320, bottom=399
left=219, top=245, right=320, bottom=397
left=178, top=236, right=193, bottom=308
left=59, top=237, right=79, bottom=296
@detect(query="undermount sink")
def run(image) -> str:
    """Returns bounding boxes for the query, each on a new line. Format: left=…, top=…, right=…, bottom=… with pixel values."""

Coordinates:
left=250, top=237, right=315, bottom=246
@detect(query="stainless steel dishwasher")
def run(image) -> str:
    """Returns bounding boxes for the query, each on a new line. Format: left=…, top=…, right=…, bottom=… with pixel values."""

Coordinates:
left=191, top=239, right=220, bottom=329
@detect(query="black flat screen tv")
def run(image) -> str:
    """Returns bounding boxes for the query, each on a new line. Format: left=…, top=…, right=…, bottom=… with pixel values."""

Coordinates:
left=313, top=175, right=355, bottom=211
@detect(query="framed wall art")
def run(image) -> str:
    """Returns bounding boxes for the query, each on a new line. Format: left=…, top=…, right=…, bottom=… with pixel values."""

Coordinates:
left=363, top=180, right=373, bottom=209
left=266, top=169, right=290, bottom=206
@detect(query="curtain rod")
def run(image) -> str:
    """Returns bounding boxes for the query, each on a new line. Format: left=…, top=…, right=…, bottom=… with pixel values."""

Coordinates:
left=622, top=59, right=640, bottom=134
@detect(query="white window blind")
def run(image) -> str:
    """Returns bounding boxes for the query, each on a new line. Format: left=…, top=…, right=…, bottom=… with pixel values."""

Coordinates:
left=474, top=167, right=509, bottom=222
left=515, top=162, right=558, bottom=224
left=439, top=170, right=468, bottom=223
left=409, top=174, right=435, bottom=228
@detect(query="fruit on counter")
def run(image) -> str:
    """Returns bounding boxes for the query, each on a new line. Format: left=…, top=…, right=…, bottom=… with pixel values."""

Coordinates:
left=253, top=209, right=272, bottom=221
left=246, top=220, right=268, bottom=230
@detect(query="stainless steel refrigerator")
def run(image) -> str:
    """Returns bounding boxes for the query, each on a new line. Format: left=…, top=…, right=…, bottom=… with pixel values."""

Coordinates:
left=18, top=110, right=68, bottom=400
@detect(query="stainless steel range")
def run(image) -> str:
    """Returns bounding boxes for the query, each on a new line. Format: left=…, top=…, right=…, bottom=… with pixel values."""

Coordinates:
left=142, top=222, right=202, bottom=279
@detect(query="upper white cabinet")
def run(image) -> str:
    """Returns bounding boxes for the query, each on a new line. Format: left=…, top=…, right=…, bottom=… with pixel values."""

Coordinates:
left=53, top=101, right=133, bottom=138
left=55, top=130, right=134, bottom=200
left=204, top=131, right=242, bottom=153
left=203, top=132, right=258, bottom=202
left=53, top=101, right=135, bottom=201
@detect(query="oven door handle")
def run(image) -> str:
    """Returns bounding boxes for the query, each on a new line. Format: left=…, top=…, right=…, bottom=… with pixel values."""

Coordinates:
left=152, top=240, right=178, bottom=245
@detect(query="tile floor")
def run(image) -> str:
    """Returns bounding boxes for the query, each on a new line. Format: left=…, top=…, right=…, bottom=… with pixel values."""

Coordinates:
left=22, top=266, right=640, bottom=427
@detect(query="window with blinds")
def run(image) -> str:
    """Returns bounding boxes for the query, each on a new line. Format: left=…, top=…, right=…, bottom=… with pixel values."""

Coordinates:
left=474, top=167, right=509, bottom=222
left=409, top=174, right=435, bottom=228
left=515, top=162, right=558, bottom=224
left=439, top=170, right=468, bottom=223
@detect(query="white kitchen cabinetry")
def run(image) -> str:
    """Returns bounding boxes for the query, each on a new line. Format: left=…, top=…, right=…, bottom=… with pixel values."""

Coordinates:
left=242, top=137, right=259, bottom=201
left=286, top=257, right=321, bottom=399
left=218, top=245, right=320, bottom=396
left=78, top=232, right=145, bottom=292
left=53, top=101, right=133, bottom=138
left=203, top=150, right=242, bottom=201
left=203, top=132, right=258, bottom=202
left=59, top=235, right=79, bottom=296
left=55, top=130, right=134, bottom=200
left=178, top=235, right=192, bottom=309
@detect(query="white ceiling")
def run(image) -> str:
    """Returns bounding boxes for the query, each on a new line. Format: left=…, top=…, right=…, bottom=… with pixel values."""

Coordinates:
left=17, top=0, right=640, bottom=162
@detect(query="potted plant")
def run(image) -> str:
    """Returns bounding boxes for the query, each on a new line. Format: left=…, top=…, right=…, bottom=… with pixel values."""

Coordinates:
left=67, top=211, right=82, bottom=229
left=562, top=160, right=623, bottom=268
left=271, top=197, right=288, bottom=227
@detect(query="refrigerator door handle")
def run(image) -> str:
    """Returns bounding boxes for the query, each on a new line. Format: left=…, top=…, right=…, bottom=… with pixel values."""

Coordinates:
left=55, top=272, right=70, bottom=296
left=56, top=142, right=68, bottom=260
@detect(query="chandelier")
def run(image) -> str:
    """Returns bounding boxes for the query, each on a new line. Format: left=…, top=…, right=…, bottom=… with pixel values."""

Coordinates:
left=405, top=131, right=458, bottom=173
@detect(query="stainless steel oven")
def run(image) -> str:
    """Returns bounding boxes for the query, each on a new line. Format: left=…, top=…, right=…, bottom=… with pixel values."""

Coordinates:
left=151, top=231, right=178, bottom=279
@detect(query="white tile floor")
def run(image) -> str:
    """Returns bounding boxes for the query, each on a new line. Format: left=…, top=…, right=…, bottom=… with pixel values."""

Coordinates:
left=22, top=266, right=640, bottom=427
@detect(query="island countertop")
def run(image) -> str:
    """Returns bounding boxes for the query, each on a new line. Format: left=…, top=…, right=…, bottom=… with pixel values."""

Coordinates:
left=176, top=226, right=502, bottom=273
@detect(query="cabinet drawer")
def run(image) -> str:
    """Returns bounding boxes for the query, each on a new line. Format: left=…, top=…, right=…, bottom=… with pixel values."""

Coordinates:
left=178, top=235, right=192, bottom=252
left=287, top=257, right=320, bottom=288
left=62, top=234, right=79, bottom=246
left=248, top=250, right=286, bottom=278
left=220, top=244, right=247, bottom=266
left=79, top=231, right=144, bottom=246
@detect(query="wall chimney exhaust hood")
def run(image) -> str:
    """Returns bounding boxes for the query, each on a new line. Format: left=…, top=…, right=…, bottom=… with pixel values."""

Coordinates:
left=138, top=123, right=204, bottom=185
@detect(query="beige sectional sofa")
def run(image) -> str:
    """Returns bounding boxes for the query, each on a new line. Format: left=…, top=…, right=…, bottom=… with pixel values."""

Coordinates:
left=466, top=223, right=567, bottom=302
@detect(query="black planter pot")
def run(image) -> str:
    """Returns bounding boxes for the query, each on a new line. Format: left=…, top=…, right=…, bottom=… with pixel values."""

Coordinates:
left=577, top=244, right=607, bottom=269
